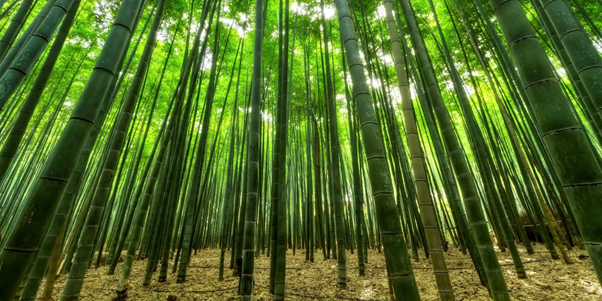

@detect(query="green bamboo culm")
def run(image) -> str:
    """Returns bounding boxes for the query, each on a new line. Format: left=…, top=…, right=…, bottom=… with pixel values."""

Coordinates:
left=18, top=0, right=84, bottom=298
left=50, top=0, right=152, bottom=284
left=488, top=0, right=602, bottom=284
left=0, top=0, right=79, bottom=183
left=398, top=14, right=487, bottom=285
left=342, top=45, right=364, bottom=276
left=320, top=0, right=346, bottom=289
left=219, top=37, right=244, bottom=281
left=430, top=0, right=528, bottom=280
left=60, top=0, right=165, bottom=299
left=239, top=0, right=263, bottom=299
left=382, top=0, right=455, bottom=299
left=397, top=0, right=512, bottom=298
left=537, top=0, right=602, bottom=130
left=0, top=0, right=58, bottom=79
left=0, top=0, right=143, bottom=298
left=175, top=0, right=217, bottom=282
left=114, top=2, right=207, bottom=295
left=116, top=50, right=194, bottom=299
left=269, top=0, right=288, bottom=294
left=0, top=0, right=76, bottom=110
left=333, top=0, right=421, bottom=299
left=0, top=0, right=34, bottom=60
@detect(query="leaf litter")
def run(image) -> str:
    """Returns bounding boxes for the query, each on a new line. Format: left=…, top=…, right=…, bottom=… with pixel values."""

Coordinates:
left=39, top=244, right=601, bottom=300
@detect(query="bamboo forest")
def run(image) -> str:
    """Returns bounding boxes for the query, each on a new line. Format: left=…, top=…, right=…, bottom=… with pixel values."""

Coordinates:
left=1, top=0, right=602, bottom=299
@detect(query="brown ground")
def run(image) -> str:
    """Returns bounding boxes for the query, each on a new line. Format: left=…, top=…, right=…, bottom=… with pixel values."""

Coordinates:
left=40, top=244, right=601, bottom=300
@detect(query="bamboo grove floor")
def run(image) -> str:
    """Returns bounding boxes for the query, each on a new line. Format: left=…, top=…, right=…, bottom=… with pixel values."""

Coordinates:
left=39, top=244, right=601, bottom=300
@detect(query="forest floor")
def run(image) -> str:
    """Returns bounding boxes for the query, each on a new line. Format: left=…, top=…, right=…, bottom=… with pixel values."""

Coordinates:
left=40, top=243, right=601, bottom=300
